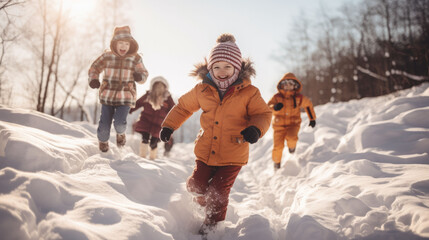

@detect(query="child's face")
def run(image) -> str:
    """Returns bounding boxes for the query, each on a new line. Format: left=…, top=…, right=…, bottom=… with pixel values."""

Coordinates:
left=153, top=82, right=166, bottom=94
left=280, top=79, right=297, bottom=91
left=212, top=61, right=234, bottom=80
left=116, top=40, right=130, bottom=56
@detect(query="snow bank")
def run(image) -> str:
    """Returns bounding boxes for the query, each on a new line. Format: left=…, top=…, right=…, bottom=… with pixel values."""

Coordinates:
left=0, top=83, right=428, bottom=240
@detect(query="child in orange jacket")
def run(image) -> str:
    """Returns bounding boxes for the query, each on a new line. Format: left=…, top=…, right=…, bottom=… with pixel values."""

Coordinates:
left=268, top=72, right=316, bottom=169
left=159, top=34, right=271, bottom=234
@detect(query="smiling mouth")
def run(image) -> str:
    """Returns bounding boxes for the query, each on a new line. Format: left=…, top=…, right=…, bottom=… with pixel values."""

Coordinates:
left=119, top=50, right=127, bottom=55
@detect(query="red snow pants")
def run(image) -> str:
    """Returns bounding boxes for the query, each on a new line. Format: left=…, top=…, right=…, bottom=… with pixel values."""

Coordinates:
left=186, top=160, right=242, bottom=224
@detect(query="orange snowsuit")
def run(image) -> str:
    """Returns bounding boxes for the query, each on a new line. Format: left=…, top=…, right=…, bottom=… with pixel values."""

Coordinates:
left=268, top=73, right=316, bottom=164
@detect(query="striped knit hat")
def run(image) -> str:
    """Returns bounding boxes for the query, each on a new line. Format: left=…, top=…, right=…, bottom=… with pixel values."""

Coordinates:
left=110, top=26, right=139, bottom=56
left=207, top=33, right=242, bottom=71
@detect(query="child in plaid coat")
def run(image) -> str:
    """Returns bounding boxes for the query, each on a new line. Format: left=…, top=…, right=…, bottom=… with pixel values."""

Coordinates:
left=88, top=26, right=148, bottom=152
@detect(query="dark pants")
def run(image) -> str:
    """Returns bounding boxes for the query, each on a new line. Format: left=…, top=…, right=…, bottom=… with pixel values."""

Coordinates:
left=164, top=137, right=174, bottom=153
left=187, top=160, right=242, bottom=224
left=140, top=132, right=159, bottom=149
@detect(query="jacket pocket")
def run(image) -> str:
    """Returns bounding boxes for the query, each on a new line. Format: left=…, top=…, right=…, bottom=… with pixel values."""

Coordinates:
left=230, top=135, right=245, bottom=144
left=273, top=116, right=283, bottom=125
left=194, top=128, right=204, bottom=144
left=127, top=83, right=136, bottom=98
left=99, top=81, right=108, bottom=97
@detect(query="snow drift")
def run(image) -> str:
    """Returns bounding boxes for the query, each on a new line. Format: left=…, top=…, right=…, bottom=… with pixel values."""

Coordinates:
left=0, top=83, right=428, bottom=240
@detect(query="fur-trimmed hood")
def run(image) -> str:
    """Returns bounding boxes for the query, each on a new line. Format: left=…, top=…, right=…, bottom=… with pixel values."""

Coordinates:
left=277, top=72, right=303, bottom=93
left=145, top=76, right=171, bottom=109
left=110, top=26, right=138, bottom=57
left=190, top=58, right=256, bottom=83
left=150, top=76, right=170, bottom=91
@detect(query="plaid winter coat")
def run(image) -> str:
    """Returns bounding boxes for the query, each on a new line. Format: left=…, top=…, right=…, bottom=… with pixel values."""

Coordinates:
left=88, top=26, right=148, bottom=107
left=161, top=60, right=272, bottom=166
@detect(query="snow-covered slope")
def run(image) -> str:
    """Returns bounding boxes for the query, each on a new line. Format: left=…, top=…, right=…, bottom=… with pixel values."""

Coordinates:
left=0, top=83, right=428, bottom=240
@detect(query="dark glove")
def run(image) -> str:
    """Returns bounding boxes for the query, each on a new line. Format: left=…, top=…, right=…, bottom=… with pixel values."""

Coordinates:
left=160, top=127, right=173, bottom=142
left=273, top=103, right=283, bottom=111
left=89, top=79, right=100, bottom=89
left=133, top=72, right=142, bottom=82
left=309, top=120, right=316, bottom=128
left=240, top=126, right=261, bottom=144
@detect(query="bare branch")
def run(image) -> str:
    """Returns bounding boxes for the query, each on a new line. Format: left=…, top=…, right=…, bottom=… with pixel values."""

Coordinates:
left=0, top=0, right=25, bottom=11
left=54, top=76, right=89, bottom=121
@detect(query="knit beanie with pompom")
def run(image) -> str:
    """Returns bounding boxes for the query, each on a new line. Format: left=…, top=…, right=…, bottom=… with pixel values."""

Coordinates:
left=207, top=34, right=242, bottom=71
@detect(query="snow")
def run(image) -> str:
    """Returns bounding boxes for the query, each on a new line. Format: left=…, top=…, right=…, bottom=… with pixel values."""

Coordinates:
left=356, top=66, right=388, bottom=82
left=391, top=69, right=429, bottom=82
left=1, top=83, right=429, bottom=240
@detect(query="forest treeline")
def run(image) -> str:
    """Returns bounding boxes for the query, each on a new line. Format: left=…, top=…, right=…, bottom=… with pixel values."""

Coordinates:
left=0, top=0, right=129, bottom=122
left=279, top=0, right=429, bottom=105
left=1, top=0, right=428, bottom=120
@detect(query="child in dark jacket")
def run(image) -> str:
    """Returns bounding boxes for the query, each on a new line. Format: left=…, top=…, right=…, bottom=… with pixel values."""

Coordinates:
left=129, top=76, right=175, bottom=160
left=268, top=72, right=316, bottom=169
left=159, top=33, right=272, bottom=234
left=88, top=26, right=148, bottom=152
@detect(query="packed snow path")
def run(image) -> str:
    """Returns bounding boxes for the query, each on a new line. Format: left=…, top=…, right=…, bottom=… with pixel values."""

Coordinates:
left=0, top=83, right=428, bottom=240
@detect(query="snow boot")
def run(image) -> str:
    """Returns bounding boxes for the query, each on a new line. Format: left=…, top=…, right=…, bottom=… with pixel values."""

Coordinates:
left=164, top=138, right=173, bottom=157
left=139, top=143, right=149, bottom=158
left=116, top=133, right=126, bottom=147
left=149, top=147, right=158, bottom=160
left=198, top=222, right=216, bottom=236
left=99, top=141, right=109, bottom=152
left=274, top=162, right=281, bottom=170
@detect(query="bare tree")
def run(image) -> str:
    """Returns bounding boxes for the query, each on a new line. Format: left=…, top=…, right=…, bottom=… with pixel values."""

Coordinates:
left=39, top=0, right=62, bottom=113
left=0, top=0, right=24, bottom=105
left=277, top=0, right=428, bottom=105
left=8, top=0, right=128, bottom=121
left=86, top=0, right=131, bottom=124
left=35, top=0, right=46, bottom=111
left=0, top=0, right=24, bottom=11
left=275, top=13, right=325, bottom=103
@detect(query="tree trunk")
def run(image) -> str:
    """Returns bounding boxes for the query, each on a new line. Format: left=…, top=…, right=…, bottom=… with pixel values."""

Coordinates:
left=36, top=0, right=46, bottom=112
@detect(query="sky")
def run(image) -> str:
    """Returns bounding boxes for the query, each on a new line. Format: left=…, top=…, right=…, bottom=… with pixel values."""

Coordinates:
left=4, top=0, right=348, bottom=107
left=123, top=0, right=347, bottom=100
left=0, top=82, right=428, bottom=239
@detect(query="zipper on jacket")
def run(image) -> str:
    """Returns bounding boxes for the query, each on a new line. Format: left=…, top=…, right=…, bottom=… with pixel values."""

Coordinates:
left=307, top=107, right=314, bottom=119
left=118, top=58, right=124, bottom=89
left=114, top=58, right=124, bottom=100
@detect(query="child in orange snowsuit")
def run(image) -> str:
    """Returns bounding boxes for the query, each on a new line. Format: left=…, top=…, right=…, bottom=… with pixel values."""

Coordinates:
left=268, top=72, right=316, bottom=169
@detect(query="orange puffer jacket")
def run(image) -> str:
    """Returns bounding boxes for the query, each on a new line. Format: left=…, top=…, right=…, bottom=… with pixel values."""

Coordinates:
left=162, top=60, right=272, bottom=166
left=268, top=73, right=316, bottom=129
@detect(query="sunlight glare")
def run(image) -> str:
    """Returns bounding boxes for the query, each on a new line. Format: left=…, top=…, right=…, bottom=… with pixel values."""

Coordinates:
left=59, top=0, right=96, bottom=19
